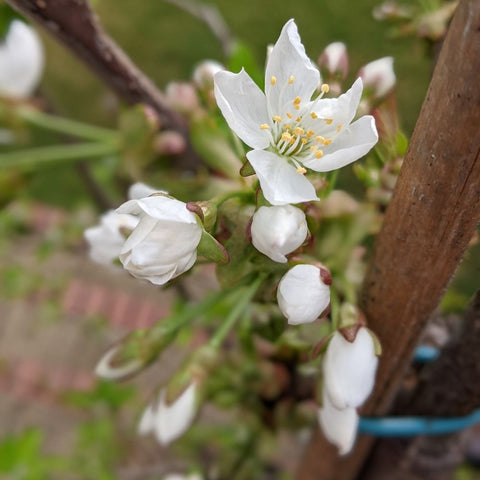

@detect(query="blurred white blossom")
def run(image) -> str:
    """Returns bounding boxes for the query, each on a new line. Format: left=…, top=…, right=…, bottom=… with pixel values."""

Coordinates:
left=359, top=57, right=396, bottom=99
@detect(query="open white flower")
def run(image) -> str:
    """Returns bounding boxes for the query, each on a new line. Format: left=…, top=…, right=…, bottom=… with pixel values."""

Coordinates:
left=84, top=210, right=138, bottom=266
left=0, top=20, right=44, bottom=99
left=139, top=382, right=198, bottom=445
left=214, top=19, right=378, bottom=206
left=277, top=264, right=330, bottom=325
left=117, top=194, right=202, bottom=285
left=318, top=391, right=358, bottom=455
left=323, top=327, right=378, bottom=410
left=251, top=205, right=308, bottom=263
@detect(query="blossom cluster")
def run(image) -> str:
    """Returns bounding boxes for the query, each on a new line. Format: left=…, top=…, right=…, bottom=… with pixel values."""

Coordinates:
left=80, top=19, right=389, bottom=458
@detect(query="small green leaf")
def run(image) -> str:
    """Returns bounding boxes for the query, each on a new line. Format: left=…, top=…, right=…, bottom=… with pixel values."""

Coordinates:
left=197, top=230, right=229, bottom=264
left=228, top=42, right=263, bottom=87
left=240, top=158, right=255, bottom=177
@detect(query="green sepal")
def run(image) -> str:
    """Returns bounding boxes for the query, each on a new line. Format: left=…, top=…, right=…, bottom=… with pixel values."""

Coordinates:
left=240, top=158, right=255, bottom=177
left=197, top=230, right=229, bottom=264
left=366, top=328, right=383, bottom=356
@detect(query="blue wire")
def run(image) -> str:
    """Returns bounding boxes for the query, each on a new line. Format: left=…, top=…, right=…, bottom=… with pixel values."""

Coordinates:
left=358, top=409, right=480, bottom=436
left=357, top=345, right=480, bottom=437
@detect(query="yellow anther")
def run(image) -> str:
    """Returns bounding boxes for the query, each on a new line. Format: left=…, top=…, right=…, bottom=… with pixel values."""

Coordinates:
left=286, top=112, right=293, bottom=119
left=325, top=118, right=333, bottom=125
left=337, top=124, right=343, bottom=132
left=289, top=138, right=296, bottom=145
left=301, top=138, right=307, bottom=145
left=284, top=124, right=292, bottom=130
left=281, top=132, right=292, bottom=141
left=315, top=135, right=325, bottom=143
left=293, top=96, right=302, bottom=104
left=323, top=138, right=332, bottom=146
left=311, top=112, right=318, bottom=119
left=273, top=115, right=282, bottom=122
left=296, top=167, right=307, bottom=174
left=321, top=83, right=330, bottom=93
left=288, top=75, right=295, bottom=84
left=296, top=116, right=302, bottom=122
left=294, top=105, right=300, bottom=111
left=260, top=124, right=270, bottom=130
left=271, top=76, right=277, bottom=85
left=293, top=127, right=305, bottom=136
left=310, top=145, right=318, bottom=152
left=315, top=149, right=324, bottom=159
left=306, top=130, right=314, bottom=138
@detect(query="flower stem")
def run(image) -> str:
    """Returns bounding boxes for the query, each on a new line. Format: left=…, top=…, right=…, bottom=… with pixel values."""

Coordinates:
left=213, top=190, right=252, bottom=207
left=209, top=274, right=265, bottom=349
left=0, top=142, right=119, bottom=171
left=16, top=106, right=119, bottom=142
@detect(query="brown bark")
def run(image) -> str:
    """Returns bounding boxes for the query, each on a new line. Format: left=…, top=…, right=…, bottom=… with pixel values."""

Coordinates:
left=361, top=289, right=480, bottom=480
left=297, top=0, right=480, bottom=478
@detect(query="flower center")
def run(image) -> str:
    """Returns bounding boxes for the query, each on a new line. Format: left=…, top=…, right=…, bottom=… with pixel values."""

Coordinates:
left=259, top=79, right=343, bottom=174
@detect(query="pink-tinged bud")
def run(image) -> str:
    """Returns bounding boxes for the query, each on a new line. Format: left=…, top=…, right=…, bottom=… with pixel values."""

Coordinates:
left=317, top=391, right=358, bottom=455
left=251, top=205, right=308, bottom=263
left=192, top=60, right=224, bottom=90
left=358, top=57, right=396, bottom=99
left=323, top=327, right=378, bottom=410
left=277, top=264, right=331, bottom=325
left=165, top=82, right=200, bottom=114
left=154, top=130, right=187, bottom=156
left=318, top=42, right=349, bottom=80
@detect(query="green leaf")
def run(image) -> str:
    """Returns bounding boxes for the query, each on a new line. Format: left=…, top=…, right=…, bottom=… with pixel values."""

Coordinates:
left=228, top=42, right=263, bottom=88
left=197, top=230, right=229, bottom=264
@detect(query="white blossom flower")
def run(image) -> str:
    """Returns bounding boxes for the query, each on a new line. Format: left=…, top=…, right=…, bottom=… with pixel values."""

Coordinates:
left=214, top=19, right=378, bottom=206
left=0, top=20, right=44, bottom=99
left=139, top=382, right=198, bottom=445
left=251, top=205, right=308, bottom=263
left=318, top=42, right=349, bottom=79
left=318, top=391, right=358, bottom=455
left=128, top=182, right=160, bottom=199
left=323, top=327, right=378, bottom=410
left=84, top=210, right=138, bottom=266
left=358, top=57, right=396, bottom=99
left=277, top=264, right=330, bottom=325
left=117, top=194, right=202, bottom=285
left=164, top=474, right=203, bottom=480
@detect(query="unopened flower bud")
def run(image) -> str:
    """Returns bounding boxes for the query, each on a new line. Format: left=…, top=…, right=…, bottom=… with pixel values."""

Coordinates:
left=318, top=42, right=349, bottom=80
left=164, top=473, right=203, bottom=480
left=251, top=205, right=308, bottom=263
left=0, top=20, right=44, bottom=99
left=317, top=390, right=358, bottom=455
left=165, top=82, right=200, bottom=114
left=95, top=343, right=144, bottom=380
left=358, top=57, right=396, bottom=99
left=154, top=130, right=187, bottom=156
left=277, top=264, right=331, bottom=325
left=323, top=327, right=378, bottom=410
left=138, top=346, right=218, bottom=445
left=117, top=194, right=202, bottom=285
left=192, top=60, right=224, bottom=90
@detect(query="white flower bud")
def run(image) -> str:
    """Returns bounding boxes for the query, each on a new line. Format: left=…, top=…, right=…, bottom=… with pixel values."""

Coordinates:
left=192, top=60, right=224, bottom=89
left=95, top=344, right=144, bottom=380
left=317, top=391, right=358, bottom=455
left=358, top=57, right=396, bottom=99
left=128, top=182, right=160, bottom=200
left=164, top=474, right=203, bottom=480
left=165, top=82, right=200, bottom=114
left=251, top=205, right=308, bottom=263
left=84, top=210, right=138, bottom=266
left=318, top=42, right=349, bottom=79
left=0, top=20, right=44, bottom=99
left=116, top=195, right=202, bottom=286
left=323, top=327, right=378, bottom=409
left=139, top=382, right=198, bottom=445
left=277, top=264, right=330, bottom=325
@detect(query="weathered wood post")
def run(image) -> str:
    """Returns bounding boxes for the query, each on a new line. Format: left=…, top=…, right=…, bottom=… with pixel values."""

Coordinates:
left=297, top=0, right=480, bottom=478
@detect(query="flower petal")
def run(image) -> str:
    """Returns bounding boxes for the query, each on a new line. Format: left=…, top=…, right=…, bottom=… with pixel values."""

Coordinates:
left=303, top=115, right=378, bottom=172
left=247, top=149, right=319, bottom=205
left=265, top=19, right=320, bottom=116
left=214, top=69, right=271, bottom=149
left=318, top=392, right=358, bottom=455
